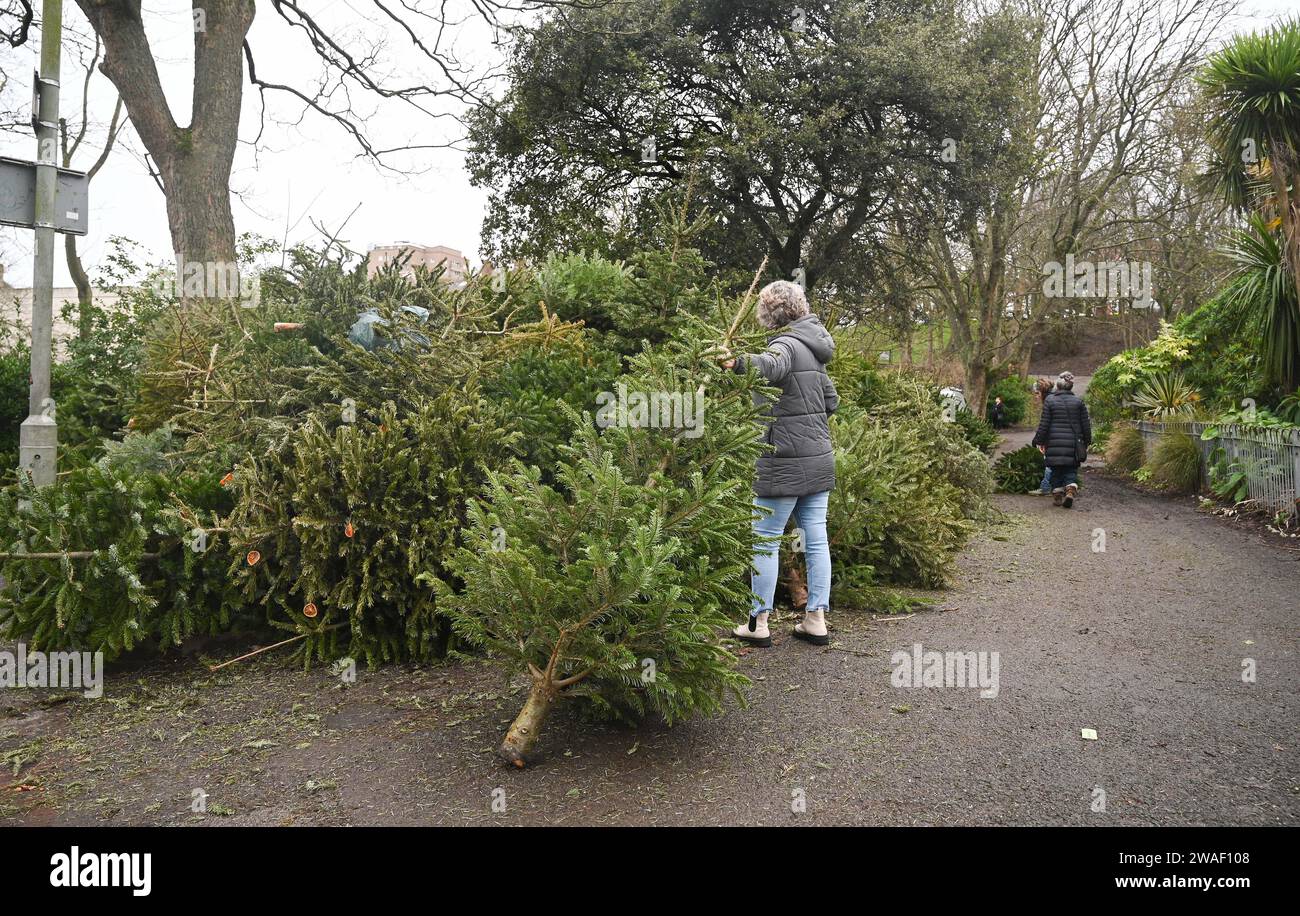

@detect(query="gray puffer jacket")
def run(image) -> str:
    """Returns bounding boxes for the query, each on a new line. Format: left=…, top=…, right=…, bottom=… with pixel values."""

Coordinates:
left=733, top=314, right=839, bottom=497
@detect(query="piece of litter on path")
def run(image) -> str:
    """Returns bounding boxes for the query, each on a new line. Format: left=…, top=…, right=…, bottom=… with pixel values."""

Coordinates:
left=1081, top=728, right=1098, bottom=741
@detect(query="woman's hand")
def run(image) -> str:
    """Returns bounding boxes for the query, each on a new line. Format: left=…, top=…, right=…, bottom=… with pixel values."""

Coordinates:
left=706, top=343, right=736, bottom=369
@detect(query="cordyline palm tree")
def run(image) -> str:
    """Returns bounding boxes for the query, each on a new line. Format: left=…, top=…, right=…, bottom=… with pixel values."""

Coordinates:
left=1224, top=215, right=1300, bottom=391
left=1199, top=18, right=1300, bottom=391
left=1130, top=371, right=1202, bottom=419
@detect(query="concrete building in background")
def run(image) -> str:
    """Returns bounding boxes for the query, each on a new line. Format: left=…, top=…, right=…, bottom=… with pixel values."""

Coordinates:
left=0, top=265, right=123, bottom=356
left=366, top=243, right=470, bottom=286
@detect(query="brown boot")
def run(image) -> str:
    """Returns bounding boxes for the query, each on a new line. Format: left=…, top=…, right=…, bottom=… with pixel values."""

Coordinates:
left=1063, top=483, right=1078, bottom=508
left=1052, top=488, right=1065, bottom=507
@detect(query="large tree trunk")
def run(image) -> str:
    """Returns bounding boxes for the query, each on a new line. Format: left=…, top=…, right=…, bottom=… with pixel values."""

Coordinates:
left=964, top=357, right=990, bottom=423
left=77, top=0, right=254, bottom=287
left=161, top=150, right=241, bottom=274
left=1274, top=153, right=1300, bottom=302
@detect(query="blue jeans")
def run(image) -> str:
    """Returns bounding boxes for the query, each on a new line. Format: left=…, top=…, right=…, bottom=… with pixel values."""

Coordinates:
left=750, top=491, right=831, bottom=617
left=1038, top=466, right=1052, bottom=493
left=1048, top=465, right=1078, bottom=490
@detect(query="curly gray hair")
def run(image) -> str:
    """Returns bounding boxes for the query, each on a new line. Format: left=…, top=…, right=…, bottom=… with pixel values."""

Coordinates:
left=756, top=280, right=810, bottom=329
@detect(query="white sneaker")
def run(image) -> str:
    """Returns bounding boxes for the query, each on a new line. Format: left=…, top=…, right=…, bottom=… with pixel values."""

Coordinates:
left=733, top=611, right=771, bottom=648
left=793, top=608, right=830, bottom=646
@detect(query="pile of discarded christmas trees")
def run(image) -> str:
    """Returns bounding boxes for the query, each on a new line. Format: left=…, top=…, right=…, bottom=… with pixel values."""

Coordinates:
left=1, top=232, right=991, bottom=766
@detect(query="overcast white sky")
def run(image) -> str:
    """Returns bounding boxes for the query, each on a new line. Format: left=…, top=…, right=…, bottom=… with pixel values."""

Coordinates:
left=0, top=0, right=1295, bottom=287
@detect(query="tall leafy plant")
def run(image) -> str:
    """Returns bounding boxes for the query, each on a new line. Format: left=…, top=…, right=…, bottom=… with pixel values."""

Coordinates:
left=1200, top=18, right=1300, bottom=391
left=1129, top=371, right=1202, bottom=418
left=1223, top=215, right=1300, bottom=392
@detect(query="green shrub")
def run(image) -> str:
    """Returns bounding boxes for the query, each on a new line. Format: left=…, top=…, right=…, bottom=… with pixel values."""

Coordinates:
left=992, top=444, right=1045, bottom=493
left=1207, top=446, right=1250, bottom=503
left=1201, top=392, right=1300, bottom=432
left=1088, top=321, right=1196, bottom=426
left=2, top=339, right=136, bottom=481
left=1105, top=425, right=1146, bottom=474
left=1147, top=432, right=1202, bottom=494
left=826, top=348, right=879, bottom=408
left=0, top=347, right=29, bottom=473
left=829, top=357, right=933, bottom=419
left=1088, top=285, right=1278, bottom=431
left=986, top=376, right=1030, bottom=425
left=954, top=409, right=999, bottom=453
left=54, top=274, right=170, bottom=459
left=1089, top=423, right=1111, bottom=453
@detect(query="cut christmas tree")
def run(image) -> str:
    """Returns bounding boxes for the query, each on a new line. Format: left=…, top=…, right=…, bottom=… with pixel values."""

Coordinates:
left=0, top=427, right=244, bottom=658
left=435, top=319, right=772, bottom=766
left=225, top=393, right=517, bottom=667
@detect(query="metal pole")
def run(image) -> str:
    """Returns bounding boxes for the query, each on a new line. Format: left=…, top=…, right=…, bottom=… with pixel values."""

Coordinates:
left=18, top=0, right=62, bottom=487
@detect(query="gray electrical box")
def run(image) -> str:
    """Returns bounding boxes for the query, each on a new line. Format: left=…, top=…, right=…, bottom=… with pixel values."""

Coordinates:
left=0, top=156, right=89, bottom=235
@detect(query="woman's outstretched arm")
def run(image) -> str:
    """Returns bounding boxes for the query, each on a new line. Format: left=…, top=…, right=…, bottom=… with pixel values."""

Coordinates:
left=733, top=339, right=796, bottom=384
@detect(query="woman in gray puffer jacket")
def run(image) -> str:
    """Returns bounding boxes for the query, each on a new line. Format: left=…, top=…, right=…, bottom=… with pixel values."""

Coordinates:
left=719, top=280, right=838, bottom=648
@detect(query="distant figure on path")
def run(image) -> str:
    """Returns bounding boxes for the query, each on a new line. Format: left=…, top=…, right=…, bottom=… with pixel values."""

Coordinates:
left=1032, top=371, right=1091, bottom=508
left=1030, top=377, right=1055, bottom=496
left=990, top=396, right=1006, bottom=429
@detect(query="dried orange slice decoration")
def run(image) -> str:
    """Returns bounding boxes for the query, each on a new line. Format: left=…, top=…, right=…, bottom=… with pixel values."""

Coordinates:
left=303, top=602, right=318, bottom=619
left=220, top=472, right=234, bottom=487
left=344, top=522, right=355, bottom=538
left=246, top=550, right=261, bottom=566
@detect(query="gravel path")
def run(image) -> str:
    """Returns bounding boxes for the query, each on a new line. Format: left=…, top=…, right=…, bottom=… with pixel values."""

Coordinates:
left=2, top=466, right=1296, bottom=826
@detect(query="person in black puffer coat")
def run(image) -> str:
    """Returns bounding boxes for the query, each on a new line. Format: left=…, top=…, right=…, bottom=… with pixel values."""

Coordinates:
left=716, top=280, right=838, bottom=648
left=990, top=397, right=1006, bottom=429
left=1032, top=371, right=1091, bottom=508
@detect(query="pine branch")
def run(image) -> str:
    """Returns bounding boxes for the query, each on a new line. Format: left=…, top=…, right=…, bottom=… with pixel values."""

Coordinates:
left=722, top=256, right=770, bottom=349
